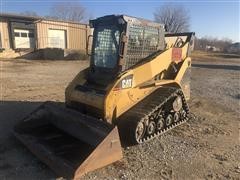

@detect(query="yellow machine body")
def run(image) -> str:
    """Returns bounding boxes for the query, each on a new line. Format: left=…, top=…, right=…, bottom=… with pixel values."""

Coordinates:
left=66, top=35, right=193, bottom=124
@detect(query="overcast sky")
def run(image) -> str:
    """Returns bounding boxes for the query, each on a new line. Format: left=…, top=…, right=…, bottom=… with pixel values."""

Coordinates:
left=1, top=0, right=239, bottom=42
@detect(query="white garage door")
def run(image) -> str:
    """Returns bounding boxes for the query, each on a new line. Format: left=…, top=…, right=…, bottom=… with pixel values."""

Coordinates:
left=48, top=29, right=66, bottom=49
left=14, top=29, right=35, bottom=48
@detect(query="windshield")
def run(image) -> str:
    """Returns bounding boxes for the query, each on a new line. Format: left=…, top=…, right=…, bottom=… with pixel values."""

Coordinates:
left=92, top=25, right=120, bottom=68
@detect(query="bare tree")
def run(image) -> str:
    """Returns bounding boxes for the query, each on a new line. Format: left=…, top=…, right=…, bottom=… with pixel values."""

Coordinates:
left=195, top=37, right=232, bottom=52
left=48, top=2, right=88, bottom=23
left=20, top=11, right=38, bottom=17
left=154, top=4, right=190, bottom=33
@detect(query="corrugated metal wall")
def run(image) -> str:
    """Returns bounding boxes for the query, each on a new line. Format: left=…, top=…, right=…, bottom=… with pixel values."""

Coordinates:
left=0, top=20, right=10, bottom=49
left=36, top=20, right=91, bottom=52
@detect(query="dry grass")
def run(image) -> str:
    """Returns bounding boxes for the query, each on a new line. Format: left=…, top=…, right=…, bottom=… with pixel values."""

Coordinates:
left=192, top=50, right=240, bottom=61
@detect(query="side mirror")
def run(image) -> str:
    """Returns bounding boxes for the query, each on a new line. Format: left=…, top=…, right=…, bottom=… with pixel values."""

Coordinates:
left=87, top=35, right=93, bottom=56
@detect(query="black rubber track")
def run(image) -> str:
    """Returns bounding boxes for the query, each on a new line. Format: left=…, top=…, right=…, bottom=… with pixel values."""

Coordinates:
left=116, top=87, right=189, bottom=146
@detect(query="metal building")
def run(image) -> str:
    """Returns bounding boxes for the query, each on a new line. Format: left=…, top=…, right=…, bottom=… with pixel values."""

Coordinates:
left=36, top=20, right=91, bottom=50
left=0, top=13, right=91, bottom=57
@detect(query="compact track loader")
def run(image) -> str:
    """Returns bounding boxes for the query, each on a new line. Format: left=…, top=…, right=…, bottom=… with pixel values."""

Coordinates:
left=14, top=15, right=194, bottom=179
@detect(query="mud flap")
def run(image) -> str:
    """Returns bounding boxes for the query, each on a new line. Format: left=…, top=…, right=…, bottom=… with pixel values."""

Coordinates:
left=14, top=102, right=123, bottom=179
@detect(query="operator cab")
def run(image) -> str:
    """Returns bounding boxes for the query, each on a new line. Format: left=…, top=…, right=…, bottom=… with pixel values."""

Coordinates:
left=88, top=15, right=165, bottom=86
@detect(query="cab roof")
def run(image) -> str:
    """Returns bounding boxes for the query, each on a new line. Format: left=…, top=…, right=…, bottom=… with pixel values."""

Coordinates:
left=89, top=14, right=164, bottom=29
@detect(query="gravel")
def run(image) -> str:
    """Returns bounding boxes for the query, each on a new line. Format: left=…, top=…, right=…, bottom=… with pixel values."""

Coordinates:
left=0, top=56, right=239, bottom=179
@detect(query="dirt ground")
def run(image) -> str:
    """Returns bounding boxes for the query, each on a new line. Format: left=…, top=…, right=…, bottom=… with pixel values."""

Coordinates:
left=0, top=53, right=239, bottom=179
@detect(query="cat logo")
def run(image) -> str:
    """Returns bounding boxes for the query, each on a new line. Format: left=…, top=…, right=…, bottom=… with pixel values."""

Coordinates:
left=113, top=75, right=133, bottom=91
left=122, top=79, right=132, bottom=88
left=121, top=75, right=133, bottom=89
